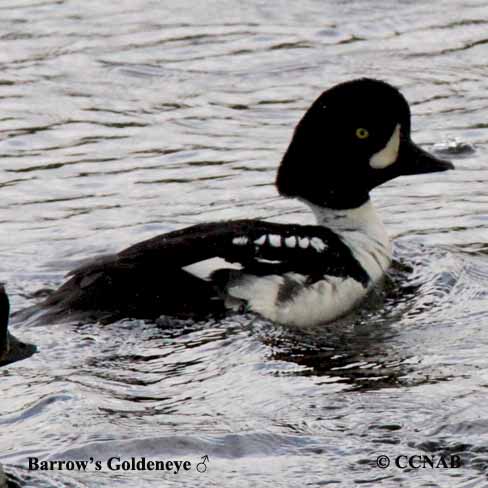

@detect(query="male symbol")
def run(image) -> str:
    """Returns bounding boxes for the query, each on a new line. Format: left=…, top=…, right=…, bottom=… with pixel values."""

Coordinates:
left=196, top=455, right=209, bottom=473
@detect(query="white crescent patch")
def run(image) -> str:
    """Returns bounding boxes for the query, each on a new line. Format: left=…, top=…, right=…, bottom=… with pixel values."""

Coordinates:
left=369, top=124, right=400, bottom=169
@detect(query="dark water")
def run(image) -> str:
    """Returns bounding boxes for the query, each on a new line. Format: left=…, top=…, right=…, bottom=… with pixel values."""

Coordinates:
left=1, top=0, right=488, bottom=486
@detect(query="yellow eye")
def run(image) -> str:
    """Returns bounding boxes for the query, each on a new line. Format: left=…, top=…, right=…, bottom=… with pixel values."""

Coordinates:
left=356, top=128, right=369, bottom=139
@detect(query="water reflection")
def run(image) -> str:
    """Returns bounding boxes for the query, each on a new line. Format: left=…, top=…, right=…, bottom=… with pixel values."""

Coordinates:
left=2, top=0, right=488, bottom=486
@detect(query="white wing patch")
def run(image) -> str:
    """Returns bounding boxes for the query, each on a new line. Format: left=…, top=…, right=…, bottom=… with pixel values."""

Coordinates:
left=369, top=124, right=400, bottom=169
left=235, top=233, right=325, bottom=253
left=256, top=258, right=282, bottom=264
left=285, top=236, right=297, bottom=248
left=310, top=237, right=326, bottom=252
left=298, top=237, right=309, bottom=249
left=184, top=257, right=242, bottom=279
left=232, top=236, right=248, bottom=246
left=268, top=234, right=281, bottom=247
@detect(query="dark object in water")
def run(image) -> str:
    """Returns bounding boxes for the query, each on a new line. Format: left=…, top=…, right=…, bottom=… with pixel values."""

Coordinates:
left=0, top=284, right=36, bottom=367
left=0, top=463, right=22, bottom=488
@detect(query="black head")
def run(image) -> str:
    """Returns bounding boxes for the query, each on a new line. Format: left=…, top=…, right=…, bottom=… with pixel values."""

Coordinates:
left=276, top=78, right=454, bottom=209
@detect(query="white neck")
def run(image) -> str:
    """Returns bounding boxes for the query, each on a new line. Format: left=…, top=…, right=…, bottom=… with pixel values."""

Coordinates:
left=306, top=199, right=392, bottom=283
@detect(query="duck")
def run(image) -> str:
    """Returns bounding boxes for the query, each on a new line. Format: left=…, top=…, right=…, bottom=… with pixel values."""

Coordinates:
left=0, top=284, right=36, bottom=367
left=20, top=78, right=453, bottom=327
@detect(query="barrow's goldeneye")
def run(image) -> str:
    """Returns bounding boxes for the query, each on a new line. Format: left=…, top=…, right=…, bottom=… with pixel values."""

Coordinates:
left=22, top=78, right=454, bottom=326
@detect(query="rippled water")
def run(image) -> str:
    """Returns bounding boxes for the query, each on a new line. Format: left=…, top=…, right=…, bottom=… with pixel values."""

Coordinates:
left=1, top=0, right=488, bottom=486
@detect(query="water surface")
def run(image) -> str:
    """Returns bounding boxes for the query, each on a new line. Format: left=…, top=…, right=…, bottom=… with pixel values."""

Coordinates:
left=1, top=1, right=488, bottom=486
